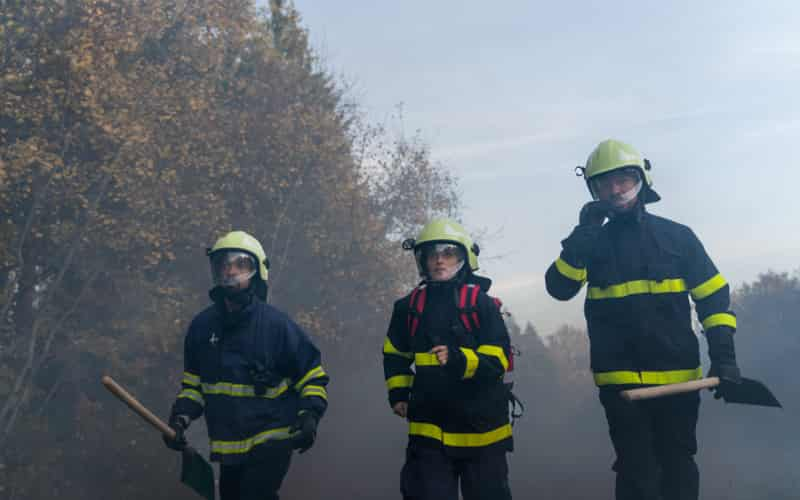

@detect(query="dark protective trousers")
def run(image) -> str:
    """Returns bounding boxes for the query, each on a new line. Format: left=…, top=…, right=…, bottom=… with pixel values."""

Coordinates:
left=219, top=447, right=292, bottom=500
left=400, top=445, right=512, bottom=500
left=599, top=389, right=700, bottom=500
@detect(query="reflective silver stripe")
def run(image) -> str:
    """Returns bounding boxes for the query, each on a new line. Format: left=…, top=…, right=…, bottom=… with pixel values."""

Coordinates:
left=178, top=388, right=204, bottom=405
left=201, top=379, right=290, bottom=398
left=294, top=366, right=327, bottom=391
left=301, top=385, right=328, bottom=400
left=182, top=371, right=201, bottom=387
left=211, top=426, right=296, bottom=455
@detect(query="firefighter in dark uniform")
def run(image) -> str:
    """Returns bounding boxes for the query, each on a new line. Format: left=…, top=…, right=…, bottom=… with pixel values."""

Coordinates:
left=382, top=218, right=513, bottom=500
left=545, top=140, right=742, bottom=500
left=163, top=231, right=329, bottom=500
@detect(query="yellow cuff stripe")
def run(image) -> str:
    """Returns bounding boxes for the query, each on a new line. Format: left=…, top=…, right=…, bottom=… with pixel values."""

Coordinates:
left=555, top=257, right=587, bottom=283
left=701, top=313, right=737, bottom=330
left=384, top=337, right=414, bottom=359
left=294, top=366, right=327, bottom=391
left=461, top=348, right=479, bottom=379
left=182, top=372, right=201, bottom=386
left=386, top=375, right=414, bottom=390
left=476, top=345, right=509, bottom=372
left=415, top=353, right=439, bottom=366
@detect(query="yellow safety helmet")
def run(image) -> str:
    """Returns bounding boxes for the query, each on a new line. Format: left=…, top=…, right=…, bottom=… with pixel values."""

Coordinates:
left=402, top=218, right=479, bottom=277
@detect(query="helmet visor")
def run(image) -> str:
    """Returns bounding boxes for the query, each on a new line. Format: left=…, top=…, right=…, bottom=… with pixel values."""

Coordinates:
left=416, top=243, right=466, bottom=281
left=590, top=167, right=642, bottom=207
left=210, top=250, right=257, bottom=288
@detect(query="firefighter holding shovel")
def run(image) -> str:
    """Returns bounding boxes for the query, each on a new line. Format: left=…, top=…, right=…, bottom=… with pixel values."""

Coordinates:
left=544, top=140, right=777, bottom=500
left=159, top=230, right=329, bottom=500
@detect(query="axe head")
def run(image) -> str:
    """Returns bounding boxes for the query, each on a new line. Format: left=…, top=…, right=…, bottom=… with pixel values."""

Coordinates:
left=721, top=377, right=782, bottom=408
left=181, top=448, right=216, bottom=500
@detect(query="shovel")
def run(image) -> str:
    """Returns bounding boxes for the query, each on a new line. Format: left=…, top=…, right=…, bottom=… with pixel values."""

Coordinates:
left=620, top=376, right=782, bottom=408
left=102, top=375, right=216, bottom=500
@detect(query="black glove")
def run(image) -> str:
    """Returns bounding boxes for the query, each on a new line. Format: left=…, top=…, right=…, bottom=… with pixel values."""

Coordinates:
left=560, top=201, right=611, bottom=266
left=162, top=414, right=190, bottom=451
left=443, top=344, right=467, bottom=378
left=290, top=411, right=318, bottom=454
left=706, top=326, right=741, bottom=399
left=561, top=224, right=602, bottom=266
left=708, top=362, right=742, bottom=400
left=578, top=200, right=614, bottom=226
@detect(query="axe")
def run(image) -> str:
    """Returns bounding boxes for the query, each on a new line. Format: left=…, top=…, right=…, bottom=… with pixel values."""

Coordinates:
left=620, top=376, right=781, bottom=407
left=102, top=375, right=216, bottom=500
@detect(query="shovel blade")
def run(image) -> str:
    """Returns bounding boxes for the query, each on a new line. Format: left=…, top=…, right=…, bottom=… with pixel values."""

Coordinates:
left=722, top=377, right=782, bottom=408
left=181, top=449, right=216, bottom=500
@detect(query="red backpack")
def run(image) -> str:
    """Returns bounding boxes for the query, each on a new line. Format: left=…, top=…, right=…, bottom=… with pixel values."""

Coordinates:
left=406, top=282, right=524, bottom=423
left=406, top=283, right=515, bottom=372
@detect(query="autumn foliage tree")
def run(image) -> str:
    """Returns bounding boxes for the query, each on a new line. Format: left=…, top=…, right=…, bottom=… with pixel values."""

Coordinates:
left=0, top=1, right=457, bottom=498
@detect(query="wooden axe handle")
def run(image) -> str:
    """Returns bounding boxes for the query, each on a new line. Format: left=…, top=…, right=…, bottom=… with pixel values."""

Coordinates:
left=102, top=375, right=176, bottom=439
left=620, top=377, right=720, bottom=401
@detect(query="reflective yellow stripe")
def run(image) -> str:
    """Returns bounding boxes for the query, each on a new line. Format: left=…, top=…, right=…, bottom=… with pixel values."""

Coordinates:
left=294, top=366, right=327, bottom=391
left=182, top=371, right=201, bottom=387
left=588, top=278, right=687, bottom=300
left=691, top=274, right=727, bottom=300
left=386, top=375, right=414, bottom=390
left=461, top=348, right=479, bottom=379
left=178, top=388, right=204, bottom=405
left=211, top=426, right=295, bottom=455
left=702, top=313, right=737, bottom=330
left=477, top=345, right=509, bottom=372
left=202, top=379, right=290, bottom=399
left=415, top=353, right=439, bottom=366
left=409, top=422, right=513, bottom=448
left=593, top=366, right=703, bottom=386
left=301, top=385, right=328, bottom=400
left=555, top=257, right=587, bottom=283
left=383, top=338, right=414, bottom=359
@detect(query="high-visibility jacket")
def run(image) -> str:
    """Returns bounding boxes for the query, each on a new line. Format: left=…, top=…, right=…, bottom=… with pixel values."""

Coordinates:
left=171, top=301, right=329, bottom=465
left=383, top=279, right=513, bottom=457
left=545, top=210, right=736, bottom=388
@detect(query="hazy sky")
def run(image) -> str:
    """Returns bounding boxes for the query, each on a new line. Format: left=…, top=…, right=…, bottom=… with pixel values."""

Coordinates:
left=289, top=1, right=800, bottom=333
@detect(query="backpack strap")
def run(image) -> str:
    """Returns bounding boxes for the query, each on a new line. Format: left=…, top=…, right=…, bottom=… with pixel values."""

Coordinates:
left=407, top=284, right=427, bottom=337
left=457, top=283, right=481, bottom=332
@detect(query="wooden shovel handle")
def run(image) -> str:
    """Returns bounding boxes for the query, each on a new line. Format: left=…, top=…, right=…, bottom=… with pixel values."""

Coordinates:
left=102, top=375, right=176, bottom=439
left=620, top=377, right=720, bottom=401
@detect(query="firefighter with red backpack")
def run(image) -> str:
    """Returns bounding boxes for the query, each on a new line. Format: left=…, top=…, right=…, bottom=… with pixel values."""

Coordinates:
left=382, top=218, right=513, bottom=500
